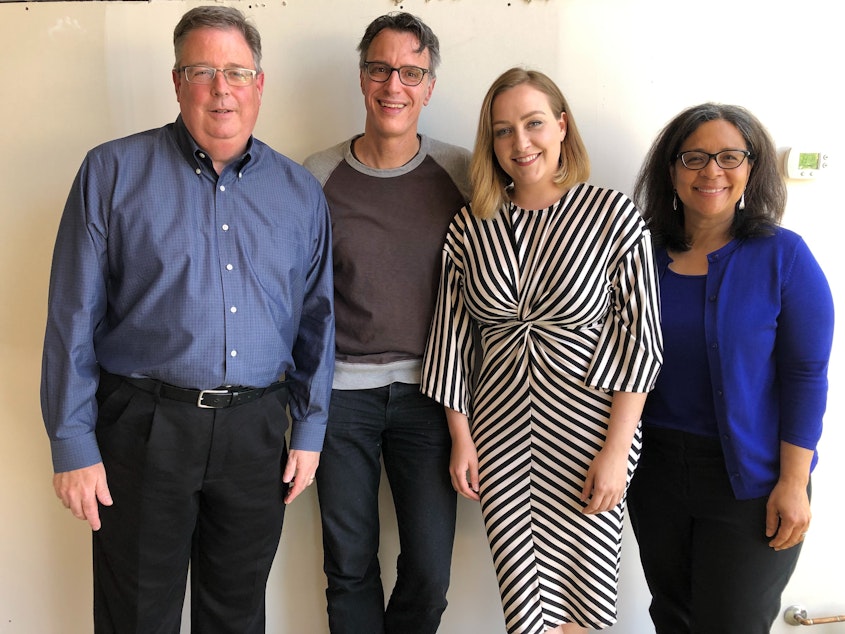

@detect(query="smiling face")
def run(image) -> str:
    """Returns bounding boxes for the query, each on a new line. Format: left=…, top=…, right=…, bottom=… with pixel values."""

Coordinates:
left=490, top=83, right=567, bottom=206
left=359, top=28, right=435, bottom=142
left=172, top=26, right=264, bottom=169
left=671, top=119, right=752, bottom=224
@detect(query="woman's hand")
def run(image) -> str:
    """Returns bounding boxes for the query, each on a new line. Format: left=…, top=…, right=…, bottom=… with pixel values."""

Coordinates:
left=766, top=479, right=811, bottom=550
left=766, top=442, right=814, bottom=550
left=446, top=407, right=480, bottom=501
left=581, top=446, right=628, bottom=514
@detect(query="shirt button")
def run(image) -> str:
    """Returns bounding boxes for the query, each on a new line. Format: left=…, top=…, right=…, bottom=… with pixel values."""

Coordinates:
left=226, top=264, right=233, bottom=271
left=230, top=350, right=237, bottom=357
left=230, top=306, right=237, bottom=313
left=195, top=168, right=201, bottom=175
left=219, top=185, right=226, bottom=192
left=222, top=224, right=229, bottom=231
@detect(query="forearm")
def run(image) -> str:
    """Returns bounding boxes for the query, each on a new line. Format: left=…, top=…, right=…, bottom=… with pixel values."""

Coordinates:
left=445, top=406, right=472, bottom=443
left=604, top=390, right=648, bottom=452
left=778, top=441, right=814, bottom=487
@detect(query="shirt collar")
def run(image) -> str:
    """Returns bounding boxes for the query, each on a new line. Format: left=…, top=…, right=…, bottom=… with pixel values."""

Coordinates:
left=172, top=115, right=254, bottom=175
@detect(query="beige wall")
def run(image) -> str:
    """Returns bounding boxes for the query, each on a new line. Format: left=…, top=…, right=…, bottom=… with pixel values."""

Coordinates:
left=1, top=1, right=842, bottom=632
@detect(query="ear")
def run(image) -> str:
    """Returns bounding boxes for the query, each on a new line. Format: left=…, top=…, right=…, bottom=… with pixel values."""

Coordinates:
left=422, top=76, right=436, bottom=106
left=172, top=68, right=182, bottom=102
left=255, top=71, right=265, bottom=103
left=558, top=112, right=567, bottom=142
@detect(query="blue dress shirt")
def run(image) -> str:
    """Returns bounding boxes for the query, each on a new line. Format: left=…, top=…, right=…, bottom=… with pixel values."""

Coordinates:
left=647, top=228, right=834, bottom=499
left=41, top=116, right=335, bottom=472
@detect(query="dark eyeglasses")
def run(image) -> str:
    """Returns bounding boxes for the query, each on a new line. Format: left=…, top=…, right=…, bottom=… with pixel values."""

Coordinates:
left=362, top=61, right=430, bottom=86
left=675, top=149, right=753, bottom=170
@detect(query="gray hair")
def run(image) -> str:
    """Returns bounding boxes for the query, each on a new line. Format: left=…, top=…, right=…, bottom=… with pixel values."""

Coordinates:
left=173, top=6, right=263, bottom=72
left=357, top=12, right=441, bottom=77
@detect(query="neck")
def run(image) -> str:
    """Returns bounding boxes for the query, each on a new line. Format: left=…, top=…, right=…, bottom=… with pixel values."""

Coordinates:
left=203, top=141, right=247, bottom=175
left=684, top=215, right=733, bottom=252
left=511, top=183, right=568, bottom=211
left=354, top=131, right=420, bottom=170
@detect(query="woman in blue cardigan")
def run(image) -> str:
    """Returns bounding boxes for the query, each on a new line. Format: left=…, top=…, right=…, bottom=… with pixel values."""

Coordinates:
left=628, top=103, right=834, bottom=634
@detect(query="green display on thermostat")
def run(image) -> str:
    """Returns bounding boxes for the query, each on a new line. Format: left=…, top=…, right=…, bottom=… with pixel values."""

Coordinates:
left=798, top=153, right=820, bottom=170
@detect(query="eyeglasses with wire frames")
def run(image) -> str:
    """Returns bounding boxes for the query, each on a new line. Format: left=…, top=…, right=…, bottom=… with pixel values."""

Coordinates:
left=362, top=61, right=430, bottom=87
left=675, top=149, right=753, bottom=170
left=179, top=65, right=258, bottom=87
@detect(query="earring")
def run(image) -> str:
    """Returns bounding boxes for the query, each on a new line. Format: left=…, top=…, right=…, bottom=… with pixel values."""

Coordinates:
left=738, top=191, right=746, bottom=211
left=672, top=191, right=678, bottom=211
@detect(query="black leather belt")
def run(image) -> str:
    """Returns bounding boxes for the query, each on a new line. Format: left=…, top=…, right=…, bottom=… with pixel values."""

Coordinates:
left=121, top=375, right=287, bottom=409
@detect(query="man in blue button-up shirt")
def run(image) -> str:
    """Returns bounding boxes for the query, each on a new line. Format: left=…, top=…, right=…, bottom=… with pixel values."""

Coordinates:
left=40, top=6, right=334, bottom=632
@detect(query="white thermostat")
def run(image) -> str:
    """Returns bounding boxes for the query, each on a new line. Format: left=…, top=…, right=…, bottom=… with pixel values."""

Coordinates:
left=784, top=148, right=829, bottom=179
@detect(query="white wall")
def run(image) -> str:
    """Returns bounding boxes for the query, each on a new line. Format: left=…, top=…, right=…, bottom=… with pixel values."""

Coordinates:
left=1, top=1, right=842, bottom=632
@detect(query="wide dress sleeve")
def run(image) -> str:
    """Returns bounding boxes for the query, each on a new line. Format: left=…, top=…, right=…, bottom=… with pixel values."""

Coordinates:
left=421, top=208, right=477, bottom=415
left=584, top=201, right=663, bottom=393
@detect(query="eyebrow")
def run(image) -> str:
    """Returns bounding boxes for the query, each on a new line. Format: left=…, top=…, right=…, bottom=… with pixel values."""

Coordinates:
left=492, top=110, right=547, bottom=126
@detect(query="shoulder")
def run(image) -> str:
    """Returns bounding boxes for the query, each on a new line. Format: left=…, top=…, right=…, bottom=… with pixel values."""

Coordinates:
left=571, top=183, right=642, bottom=223
left=252, top=137, right=323, bottom=188
left=75, top=125, right=178, bottom=185
left=449, top=202, right=502, bottom=238
left=740, top=226, right=808, bottom=258
left=727, top=228, right=827, bottom=287
left=769, top=226, right=806, bottom=248
left=86, top=125, right=169, bottom=160
left=443, top=204, right=474, bottom=256
left=574, top=183, right=635, bottom=206
left=421, top=136, right=472, bottom=200
left=423, top=136, right=472, bottom=162
left=302, top=140, right=350, bottom=186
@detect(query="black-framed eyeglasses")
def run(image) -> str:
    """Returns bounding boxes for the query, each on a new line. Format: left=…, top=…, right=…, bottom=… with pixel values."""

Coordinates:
left=180, top=65, right=258, bottom=87
left=675, top=149, right=753, bottom=170
left=362, top=61, right=430, bottom=86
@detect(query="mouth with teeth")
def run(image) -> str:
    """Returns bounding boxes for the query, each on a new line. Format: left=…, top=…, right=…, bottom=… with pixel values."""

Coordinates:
left=379, top=100, right=406, bottom=112
left=514, top=153, right=540, bottom=165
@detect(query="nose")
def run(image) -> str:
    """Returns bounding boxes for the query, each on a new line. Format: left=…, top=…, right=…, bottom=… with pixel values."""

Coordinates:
left=211, top=71, right=230, bottom=94
left=384, top=68, right=404, bottom=89
left=701, top=156, right=724, bottom=175
left=514, top=128, right=531, bottom=150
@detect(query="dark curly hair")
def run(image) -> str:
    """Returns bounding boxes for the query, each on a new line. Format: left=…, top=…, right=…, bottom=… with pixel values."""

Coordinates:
left=633, top=103, right=786, bottom=251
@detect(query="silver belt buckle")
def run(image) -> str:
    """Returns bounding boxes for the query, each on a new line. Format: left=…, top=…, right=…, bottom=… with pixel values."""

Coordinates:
left=197, top=388, right=231, bottom=408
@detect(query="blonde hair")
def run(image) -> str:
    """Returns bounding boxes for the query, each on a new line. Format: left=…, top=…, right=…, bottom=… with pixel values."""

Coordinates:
left=470, top=67, right=590, bottom=219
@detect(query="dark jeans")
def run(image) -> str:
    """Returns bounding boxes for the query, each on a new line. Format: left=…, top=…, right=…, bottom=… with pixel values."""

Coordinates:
left=316, top=383, right=457, bottom=634
left=628, top=426, right=805, bottom=634
left=92, top=372, right=289, bottom=634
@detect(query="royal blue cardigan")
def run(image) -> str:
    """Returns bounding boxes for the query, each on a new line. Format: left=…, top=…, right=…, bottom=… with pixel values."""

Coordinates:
left=647, top=227, right=834, bottom=499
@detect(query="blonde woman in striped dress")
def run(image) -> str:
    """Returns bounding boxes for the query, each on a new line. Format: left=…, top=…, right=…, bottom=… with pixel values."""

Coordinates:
left=421, top=67, right=663, bottom=634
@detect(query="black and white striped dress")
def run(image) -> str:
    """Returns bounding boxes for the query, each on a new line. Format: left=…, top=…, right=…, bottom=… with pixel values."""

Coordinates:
left=421, top=183, right=663, bottom=633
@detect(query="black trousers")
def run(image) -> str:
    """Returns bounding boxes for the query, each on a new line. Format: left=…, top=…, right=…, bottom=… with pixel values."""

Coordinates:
left=92, top=372, right=290, bottom=634
left=628, top=426, right=805, bottom=634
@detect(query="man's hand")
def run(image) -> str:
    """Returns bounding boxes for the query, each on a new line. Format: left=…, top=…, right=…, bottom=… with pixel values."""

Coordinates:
left=53, top=463, right=113, bottom=531
left=282, top=449, right=320, bottom=504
